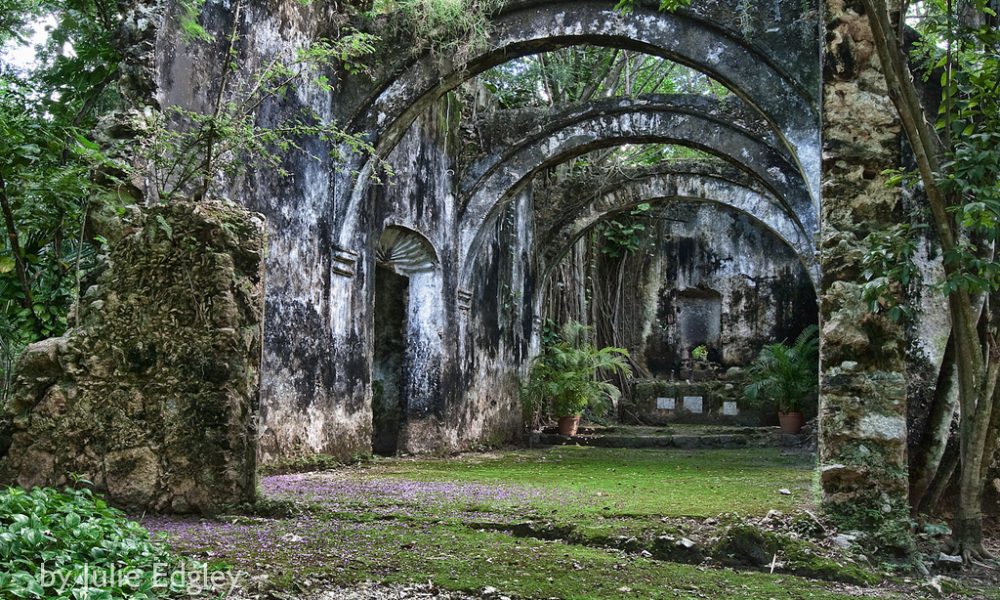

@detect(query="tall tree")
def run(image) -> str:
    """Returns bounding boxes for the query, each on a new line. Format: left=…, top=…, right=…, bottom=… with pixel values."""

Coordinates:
left=860, top=0, right=1000, bottom=559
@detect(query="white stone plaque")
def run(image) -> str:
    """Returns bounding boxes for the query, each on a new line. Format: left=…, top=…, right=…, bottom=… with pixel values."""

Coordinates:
left=683, top=396, right=704, bottom=414
left=723, top=401, right=739, bottom=416
left=656, top=397, right=676, bottom=410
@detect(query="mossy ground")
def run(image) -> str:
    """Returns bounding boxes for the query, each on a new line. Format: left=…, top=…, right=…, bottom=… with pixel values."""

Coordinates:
left=145, top=446, right=995, bottom=599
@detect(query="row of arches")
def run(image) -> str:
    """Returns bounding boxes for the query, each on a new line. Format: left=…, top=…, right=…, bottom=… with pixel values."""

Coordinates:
left=185, top=0, right=829, bottom=466
left=332, top=1, right=822, bottom=454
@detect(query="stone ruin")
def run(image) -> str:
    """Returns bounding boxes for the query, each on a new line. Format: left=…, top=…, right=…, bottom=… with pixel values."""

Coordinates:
left=0, top=202, right=264, bottom=512
left=0, top=0, right=954, bottom=532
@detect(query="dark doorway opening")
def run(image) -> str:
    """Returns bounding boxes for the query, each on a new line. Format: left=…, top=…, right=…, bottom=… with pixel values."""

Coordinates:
left=372, top=265, right=409, bottom=455
left=676, top=287, right=723, bottom=353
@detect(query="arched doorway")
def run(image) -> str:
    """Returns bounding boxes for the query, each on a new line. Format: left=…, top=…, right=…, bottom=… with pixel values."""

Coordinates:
left=372, top=226, right=439, bottom=455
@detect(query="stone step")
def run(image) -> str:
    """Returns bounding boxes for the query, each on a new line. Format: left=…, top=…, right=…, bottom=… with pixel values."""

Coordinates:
left=531, top=431, right=810, bottom=450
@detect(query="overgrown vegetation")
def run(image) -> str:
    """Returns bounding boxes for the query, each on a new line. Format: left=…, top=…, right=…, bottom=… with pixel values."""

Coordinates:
left=0, top=0, right=127, bottom=405
left=857, top=0, right=1000, bottom=558
left=365, top=0, right=504, bottom=61
left=743, top=325, right=819, bottom=414
left=146, top=0, right=382, bottom=202
left=0, top=0, right=381, bottom=404
left=145, top=447, right=1000, bottom=598
left=0, top=485, right=203, bottom=599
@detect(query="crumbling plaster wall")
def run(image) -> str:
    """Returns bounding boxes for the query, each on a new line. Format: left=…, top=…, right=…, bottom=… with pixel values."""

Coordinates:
left=639, top=202, right=818, bottom=375
left=365, top=93, right=531, bottom=454
left=153, top=0, right=532, bottom=460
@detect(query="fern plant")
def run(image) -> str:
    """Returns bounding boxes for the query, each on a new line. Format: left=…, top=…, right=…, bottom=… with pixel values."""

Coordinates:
left=524, top=322, right=632, bottom=418
left=743, top=325, right=819, bottom=414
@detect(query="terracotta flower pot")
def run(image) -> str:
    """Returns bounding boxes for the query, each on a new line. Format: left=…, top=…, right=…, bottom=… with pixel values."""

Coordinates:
left=778, top=411, right=805, bottom=435
left=558, top=415, right=582, bottom=436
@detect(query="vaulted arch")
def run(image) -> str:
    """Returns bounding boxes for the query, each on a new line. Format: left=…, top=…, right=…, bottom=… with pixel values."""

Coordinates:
left=456, top=106, right=814, bottom=286
left=536, top=167, right=819, bottom=287
left=334, top=0, right=821, bottom=249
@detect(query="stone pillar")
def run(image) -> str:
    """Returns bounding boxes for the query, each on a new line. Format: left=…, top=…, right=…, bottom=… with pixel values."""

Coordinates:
left=0, top=201, right=265, bottom=514
left=819, top=0, right=912, bottom=548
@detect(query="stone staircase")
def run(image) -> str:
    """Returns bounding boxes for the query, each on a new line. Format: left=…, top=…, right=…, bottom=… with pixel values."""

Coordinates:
left=531, top=424, right=813, bottom=450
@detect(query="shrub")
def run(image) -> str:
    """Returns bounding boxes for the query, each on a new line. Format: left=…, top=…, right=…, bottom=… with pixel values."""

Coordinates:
left=743, top=325, right=819, bottom=414
left=0, top=486, right=200, bottom=599
left=523, top=321, right=632, bottom=419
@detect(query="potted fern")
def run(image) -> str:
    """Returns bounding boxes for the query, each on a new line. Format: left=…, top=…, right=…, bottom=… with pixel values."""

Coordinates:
left=743, top=325, right=819, bottom=434
left=524, top=322, right=632, bottom=436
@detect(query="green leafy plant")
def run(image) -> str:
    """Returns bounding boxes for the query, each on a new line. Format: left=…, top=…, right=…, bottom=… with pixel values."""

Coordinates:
left=599, top=203, right=651, bottom=258
left=0, top=486, right=201, bottom=599
left=366, top=0, right=504, bottom=62
left=691, top=344, right=709, bottom=362
left=860, top=222, right=924, bottom=322
left=615, top=0, right=692, bottom=14
left=524, top=321, right=632, bottom=418
left=743, top=325, right=819, bottom=414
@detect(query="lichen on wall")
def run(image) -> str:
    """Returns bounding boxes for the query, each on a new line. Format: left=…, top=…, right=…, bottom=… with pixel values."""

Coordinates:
left=639, top=202, right=817, bottom=375
left=819, top=0, right=911, bottom=544
left=0, top=201, right=266, bottom=514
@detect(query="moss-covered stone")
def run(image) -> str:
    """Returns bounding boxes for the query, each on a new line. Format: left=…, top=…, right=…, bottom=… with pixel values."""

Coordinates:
left=714, top=524, right=881, bottom=585
left=0, top=201, right=266, bottom=514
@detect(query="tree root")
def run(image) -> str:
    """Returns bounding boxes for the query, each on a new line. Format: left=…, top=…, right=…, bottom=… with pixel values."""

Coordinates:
left=952, top=541, right=997, bottom=566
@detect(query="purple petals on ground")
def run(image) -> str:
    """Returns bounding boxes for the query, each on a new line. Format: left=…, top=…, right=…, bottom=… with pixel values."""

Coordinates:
left=143, top=513, right=395, bottom=574
left=260, top=471, right=565, bottom=509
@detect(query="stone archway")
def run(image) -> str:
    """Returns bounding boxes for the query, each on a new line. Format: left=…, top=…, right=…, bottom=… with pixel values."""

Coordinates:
left=455, top=104, right=812, bottom=286
left=372, top=226, right=439, bottom=455
left=333, top=0, right=821, bottom=250
left=533, top=163, right=818, bottom=284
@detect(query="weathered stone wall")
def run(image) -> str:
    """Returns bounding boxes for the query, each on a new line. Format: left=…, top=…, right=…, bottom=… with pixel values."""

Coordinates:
left=542, top=201, right=816, bottom=370
left=819, top=0, right=911, bottom=543
left=0, top=202, right=265, bottom=513
left=150, top=2, right=532, bottom=462
left=638, top=202, right=817, bottom=374
left=363, top=93, right=531, bottom=455
left=145, top=0, right=823, bottom=465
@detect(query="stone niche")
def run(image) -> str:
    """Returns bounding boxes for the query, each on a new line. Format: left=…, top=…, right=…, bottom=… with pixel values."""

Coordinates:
left=0, top=201, right=266, bottom=514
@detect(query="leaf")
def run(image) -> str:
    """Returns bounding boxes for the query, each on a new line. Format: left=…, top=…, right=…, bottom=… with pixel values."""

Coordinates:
left=0, top=256, right=15, bottom=274
left=154, top=215, right=173, bottom=240
left=72, top=134, right=99, bottom=151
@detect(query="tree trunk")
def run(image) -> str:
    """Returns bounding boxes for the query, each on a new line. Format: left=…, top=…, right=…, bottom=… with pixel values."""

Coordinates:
left=0, top=174, right=39, bottom=325
left=911, top=334, right=958, bottom=510
left=922, top=441, right=960, bottom=515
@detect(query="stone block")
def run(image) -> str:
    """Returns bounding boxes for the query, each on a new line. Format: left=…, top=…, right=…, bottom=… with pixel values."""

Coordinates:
left=0, top=201, right=265, bottom=514
left=683, top=396, right=703, bottom=414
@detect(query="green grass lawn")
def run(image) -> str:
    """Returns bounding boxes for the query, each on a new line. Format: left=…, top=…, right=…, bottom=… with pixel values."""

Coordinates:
left=145, top=446, right=996, bottom=599
left=370, top=446, right=817, bottom=518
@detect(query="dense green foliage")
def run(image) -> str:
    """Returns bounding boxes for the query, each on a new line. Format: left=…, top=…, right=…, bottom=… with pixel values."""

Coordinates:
left=0, top=486, right=194, bottom=599
left=598, top=203, right=651, bottom=258
left=866, top=1, right=1000, bottom=300
left=524, top=321, right=632, bottom=418
left=743, top=325, right=819, bottom=414
left=915, top=2, right=1000, bottom=295
left=366, top=0, right=503, bottom=60
left=0, top=0, right=127, bottom=402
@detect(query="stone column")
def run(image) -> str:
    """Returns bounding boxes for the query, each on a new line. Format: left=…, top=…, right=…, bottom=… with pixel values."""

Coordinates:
left=819, top=0, right=912, bottom=549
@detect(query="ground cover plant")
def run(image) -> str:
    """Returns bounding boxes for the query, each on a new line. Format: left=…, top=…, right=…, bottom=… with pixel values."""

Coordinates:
left=0, top=485, right=221, bottom=599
